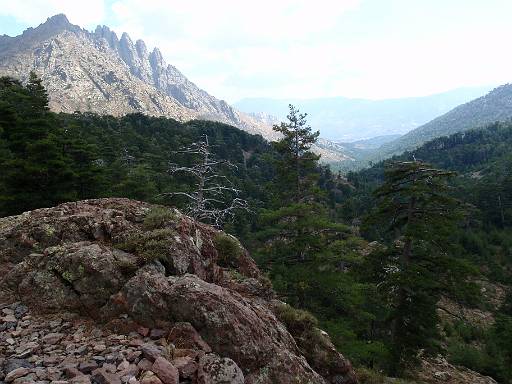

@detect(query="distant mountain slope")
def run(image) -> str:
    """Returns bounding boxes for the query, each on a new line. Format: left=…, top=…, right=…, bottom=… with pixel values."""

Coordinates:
left=375, top=84, right=512, bottom=160
left=0, top=14, right=277, bottom=139
left=235, top=87, right=493, bottom=141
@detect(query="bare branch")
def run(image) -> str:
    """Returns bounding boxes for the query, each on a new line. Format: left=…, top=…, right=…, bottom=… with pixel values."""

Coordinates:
left=162, top=135, right=249, bottom=227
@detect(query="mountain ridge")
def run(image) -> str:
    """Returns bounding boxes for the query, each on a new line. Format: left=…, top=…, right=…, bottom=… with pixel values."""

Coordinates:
left=0, top=14, right=277, bottom=139
left=373, top=83, right=512, bottom=160
left=236, top=86, right=494, bottom=142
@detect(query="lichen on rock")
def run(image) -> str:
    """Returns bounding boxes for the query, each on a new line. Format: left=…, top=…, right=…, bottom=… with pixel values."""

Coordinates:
left=0, top=198, right=358, bottom=384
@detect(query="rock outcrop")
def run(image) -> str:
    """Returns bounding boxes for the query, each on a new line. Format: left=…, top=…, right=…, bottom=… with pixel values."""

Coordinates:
left=0, top=198, right=357, bottom=384
left=0, top=14, right=277, bottom=140
left=417, top=357, right=498, bottom=384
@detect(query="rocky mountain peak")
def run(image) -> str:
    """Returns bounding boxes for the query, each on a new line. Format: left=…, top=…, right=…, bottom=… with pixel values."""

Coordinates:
left=43, top=13, right=71, bottom=28
left=135, top=39, right=148, bottom=60
left=94, top=25, right=120, bottom=50
left=0, top=14, right=279, bottom=140
left=28, top=13, right=80, bottom=39
left=149, top=47, right=165, bottom=69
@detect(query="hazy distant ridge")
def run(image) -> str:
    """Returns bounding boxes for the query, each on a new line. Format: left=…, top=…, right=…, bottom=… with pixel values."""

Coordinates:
left=235, top=87, right=493, bottom=141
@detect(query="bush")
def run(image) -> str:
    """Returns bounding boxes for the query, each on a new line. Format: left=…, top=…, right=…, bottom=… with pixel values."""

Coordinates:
left=116, top=228, right=176, bottom=263
left=214, top=232, right=243, bottom=267
left=143, top=207, right=177, bottom=230
left=274, top=302, right=318, bottom=336
left=356, top=368, right=386, bottom=384
left=448, top=343, right=492, bottom=373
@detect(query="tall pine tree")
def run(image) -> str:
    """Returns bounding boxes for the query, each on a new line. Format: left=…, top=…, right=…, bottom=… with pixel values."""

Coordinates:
left=364, top=161, right=478, bottom=375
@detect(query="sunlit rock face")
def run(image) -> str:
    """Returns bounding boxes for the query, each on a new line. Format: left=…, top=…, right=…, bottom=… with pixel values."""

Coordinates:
left=0, top=14, right=277, bottom=139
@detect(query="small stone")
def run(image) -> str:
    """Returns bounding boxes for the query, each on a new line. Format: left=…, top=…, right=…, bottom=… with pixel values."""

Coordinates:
left=70, top=376, right=91, bottom=384
left=74, top=346, right=88, bottom=356
left=3, top=314, right=17, bottom=323
left=42, top=333, right=64, bottom=345
left=49, top=319, right=62, bottom=328
left=151, top=358, right=178, bottom=384
left=14, top=350, right=33, bottom=359
left=137, top=327, right=149, bottom=337
left=78, top=361, right=98, bottom=374
left=116, top=361, right=129, bottom=372
left=104, top=355, right=117, bottom=364
left=93, top=344, right=107, bottom=353
left=6, top=338, right=16, bottom=345
left=5, top=367, right=30, bottom=382
left=14, top=304, right=29, bottom=319
left=63, top=367, right=83, bottom=379
left=148, top=330, right=166, bottom=340
left=171, top=357, right=197, bottom=379
left=128, top=339, right=143, bottom=348
left=91, top=368, right=121, bottom=384
left=139, top=371, right=162, bottom=384
left=47, top=367, right=63, bottom=381
left=140, top=345, right=163, bottom=363
left=102, top=364, right=116, bottom=374
left=43, top=356, right=61, bottom=367
left=197, top=354, right=244, bottom=384
left=92, top=356, right=106, bottom=364
left=12, top=374, right=36, bottom=384
left=136, top=359, right=152, bottom=372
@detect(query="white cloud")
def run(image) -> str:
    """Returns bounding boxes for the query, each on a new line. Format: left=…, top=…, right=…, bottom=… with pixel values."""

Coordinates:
left=107, top=0, right=362, bottom=101
left=1, top=0, right=512, bottom=102
left=0, top=0, right=106, bottom=29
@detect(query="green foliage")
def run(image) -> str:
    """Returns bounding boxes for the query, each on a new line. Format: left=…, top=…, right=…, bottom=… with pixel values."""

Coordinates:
left=116, top=228, right=175, bottom=264
left=3, top=76, right=512, bottom=383
left=213, top=232, right=243, bottom=267
left=143, top=207, right=177, bottom=230
left=0, top=75, right=276, bottom=242
left=355, top=369, right=387, bottom=384
left=272, top=104, right=320, bottom=204
left=364, top=161, right=478, bottom=375
left=274, top=302, right=318, bottom=335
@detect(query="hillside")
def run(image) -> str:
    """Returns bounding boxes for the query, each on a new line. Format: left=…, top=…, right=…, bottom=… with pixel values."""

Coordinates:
left=2, top=64, right=511, bottom=384
left=235, top=86, right=492, bottom=141
left=339, top=123, right=512, bottom=383
left=0, top=198, right=358, bottom=384
left=373, top=84, right=512, bottom=160
left=0, top=14, right=277, bottom=140
left=344, top=121, right=512, bottom=228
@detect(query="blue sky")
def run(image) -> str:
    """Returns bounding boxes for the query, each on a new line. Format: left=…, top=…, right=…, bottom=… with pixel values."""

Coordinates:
left=0, top=0, right=511, bottom=102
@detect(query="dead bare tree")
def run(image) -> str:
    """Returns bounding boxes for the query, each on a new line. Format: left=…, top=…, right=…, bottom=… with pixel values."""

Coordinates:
left=161, top=135, right=248, bottom=227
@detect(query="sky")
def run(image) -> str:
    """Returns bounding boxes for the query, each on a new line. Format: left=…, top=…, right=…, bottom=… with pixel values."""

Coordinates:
left=0, top=0, right=511, bottom=103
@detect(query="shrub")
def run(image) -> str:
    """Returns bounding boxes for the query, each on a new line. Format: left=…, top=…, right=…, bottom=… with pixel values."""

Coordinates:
left=214, top=232, right=243, bottom=267
left=448, top=343, right=492, bottom=373
left=356, top=368, right=386, bottom=384
left=274, top=302, right=318, bottom=336
left=143, top=207, right=177, bottom=230
left=115, top=228, right=176, bottom=264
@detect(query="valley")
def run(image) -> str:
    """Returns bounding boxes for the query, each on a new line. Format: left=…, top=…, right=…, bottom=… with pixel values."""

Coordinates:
left=1, top=9, right=512, bottom=384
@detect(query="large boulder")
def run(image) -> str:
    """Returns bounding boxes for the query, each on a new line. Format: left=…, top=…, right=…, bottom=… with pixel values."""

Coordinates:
left=0, top=198, right=358, bottom=384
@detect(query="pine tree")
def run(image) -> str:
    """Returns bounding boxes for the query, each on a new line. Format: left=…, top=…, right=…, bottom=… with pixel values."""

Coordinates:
left=365, top=161, right=478, bottom=375
left=0, top=74, right=76, bottom=215
left=272, top=104, right=320, bottom=204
